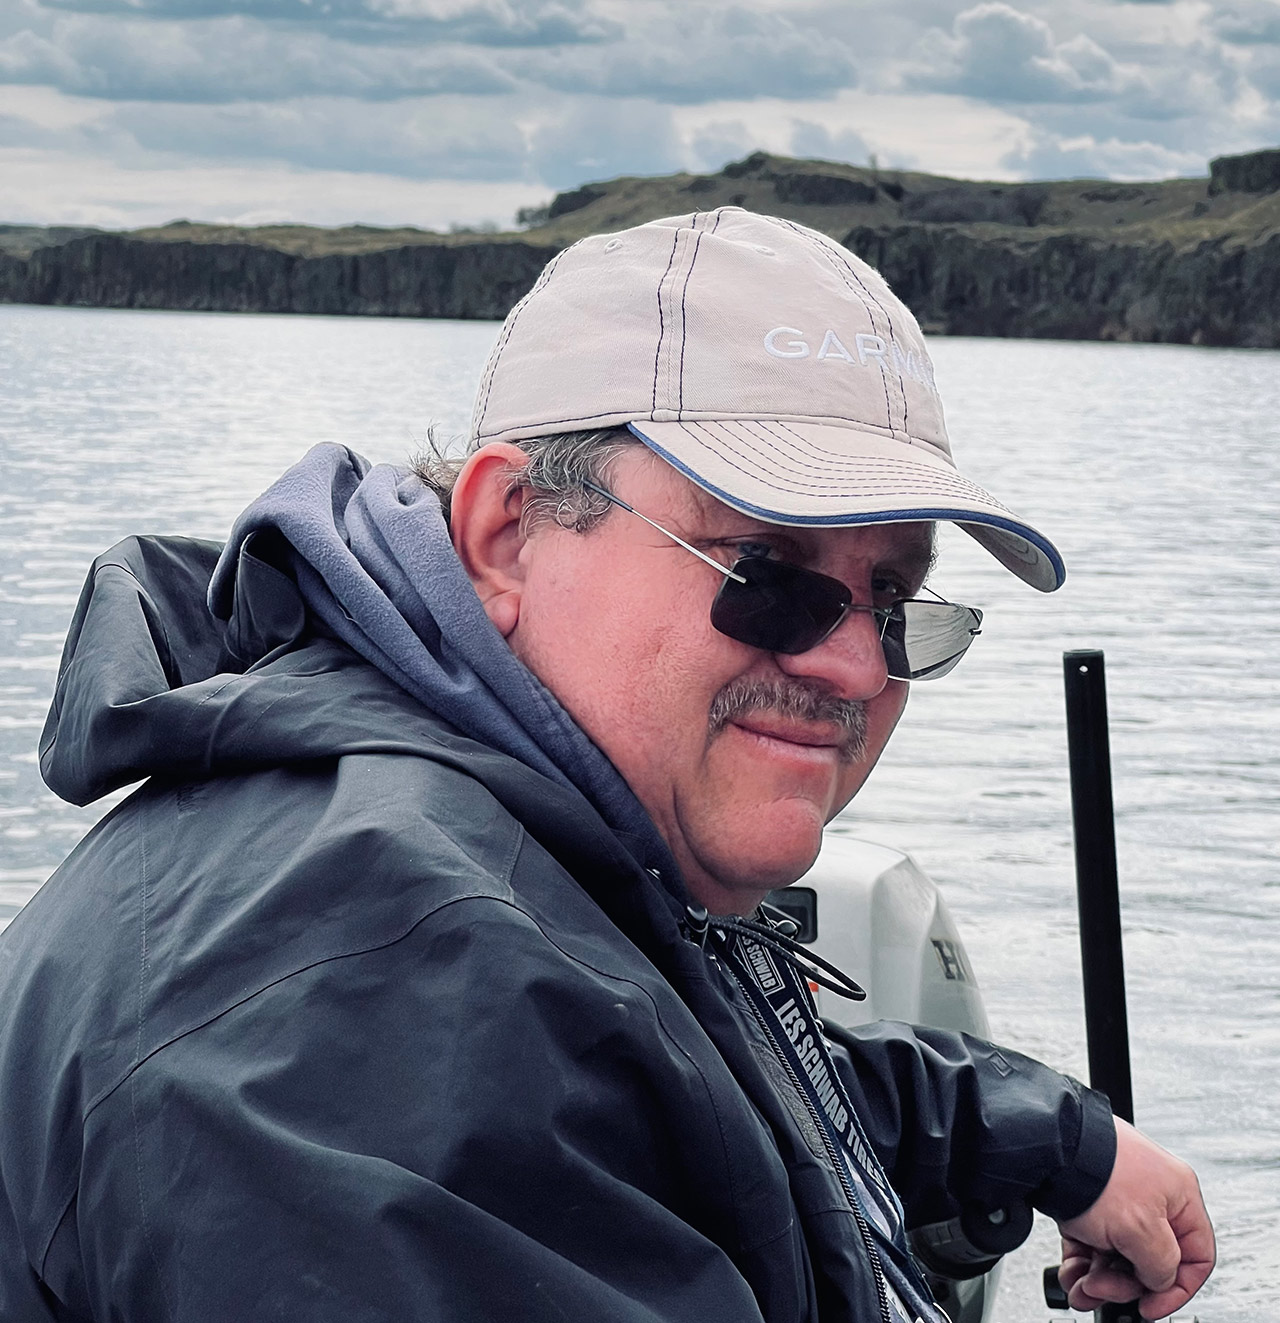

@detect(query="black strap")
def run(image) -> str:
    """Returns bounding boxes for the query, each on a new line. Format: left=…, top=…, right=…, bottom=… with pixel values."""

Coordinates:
left=718, top=929, right=947, bottom=1323
left=712, top=912, right=867, bottom=1001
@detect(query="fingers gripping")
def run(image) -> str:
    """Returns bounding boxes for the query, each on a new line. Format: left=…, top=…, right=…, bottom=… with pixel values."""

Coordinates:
left=1056, top=1119, right=1215, bottom=1320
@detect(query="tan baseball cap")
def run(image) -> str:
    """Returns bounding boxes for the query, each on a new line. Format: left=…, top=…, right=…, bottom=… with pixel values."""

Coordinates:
left=470, top=207, right=1064, bottom=592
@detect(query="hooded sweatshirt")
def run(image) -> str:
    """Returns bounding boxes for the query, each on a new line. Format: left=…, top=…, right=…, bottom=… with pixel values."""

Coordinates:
left=203, top=445, right=677, bottom=878
left=1, top=446, right=1116, bottom=1323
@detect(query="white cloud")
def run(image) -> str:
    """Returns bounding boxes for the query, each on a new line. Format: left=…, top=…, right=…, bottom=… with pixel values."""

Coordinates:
left=36, top=0, right=623, bottom=46
left=0, top=30, right=79, bottom=88
left=0, top=145, right=547, bottom=226
left=526, top=96, right=683, bottom=187
left=0, top=15, right=515, bottom=101
left=511, top=4, right=860, bottom=103
left=363, top=0, right=622, bottom=44
left=675, top=86, right=1035, bottom=179
left=0, top=0, right=1275, bottom=226
left=686, top=118, right=759, bottom=173
left=1233, top=45, right=1280, bottom=97
left=906, top=3, right=1144, bottom=103
left=0, top=109, right=68, bottom=147
left=1003, top=127, right=1207, bottom=180
left=1211, top=0, right=1280, bottom=46
left=788, top=119, right=871, bottom=166
left=1, top=1, right=861, bottom=108
left=109, top=96, right=531, bottom=178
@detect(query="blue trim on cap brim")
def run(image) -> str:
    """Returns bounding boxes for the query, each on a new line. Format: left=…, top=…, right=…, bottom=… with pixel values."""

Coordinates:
left=629, top=424, right=1067, bottom=592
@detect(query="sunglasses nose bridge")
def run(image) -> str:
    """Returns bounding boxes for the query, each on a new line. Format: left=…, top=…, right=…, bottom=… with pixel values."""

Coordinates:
left=784, top=599, right=893, bottom=692
left=847, top=603, right=892, bottom=639
left=828, top=603, right=893, bottom=651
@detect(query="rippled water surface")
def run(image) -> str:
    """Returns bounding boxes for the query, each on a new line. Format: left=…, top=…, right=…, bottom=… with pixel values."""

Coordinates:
left=2, top=305, right=1276, bottom=1322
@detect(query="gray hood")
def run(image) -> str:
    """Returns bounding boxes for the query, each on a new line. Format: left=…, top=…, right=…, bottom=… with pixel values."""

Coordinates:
left=41, top=444, right=677, bottom=880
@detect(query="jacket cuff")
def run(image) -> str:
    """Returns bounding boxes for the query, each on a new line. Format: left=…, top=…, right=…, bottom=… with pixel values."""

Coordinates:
left=1033, top=1080, right=1117, bottom=1221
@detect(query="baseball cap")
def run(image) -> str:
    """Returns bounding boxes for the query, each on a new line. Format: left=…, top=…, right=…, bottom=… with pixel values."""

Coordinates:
left=470, top=207, right=1064, bottom=592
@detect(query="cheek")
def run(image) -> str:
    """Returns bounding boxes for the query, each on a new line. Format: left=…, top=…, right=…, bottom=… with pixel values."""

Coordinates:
left=871, top=681, right=909, bottom=745
left=830, top=682, right=909, bottom=809
left=512, top=552, right=716, bottom=754
left=586, top=618, right=720, bottom=761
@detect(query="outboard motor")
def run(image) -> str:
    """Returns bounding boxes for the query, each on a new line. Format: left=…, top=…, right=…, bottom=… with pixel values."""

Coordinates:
left=766, top=832, right=1034, bottom=1323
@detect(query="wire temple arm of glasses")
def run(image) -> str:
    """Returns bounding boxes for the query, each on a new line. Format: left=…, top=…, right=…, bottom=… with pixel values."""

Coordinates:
left=582, top=481, right=748, bottom=584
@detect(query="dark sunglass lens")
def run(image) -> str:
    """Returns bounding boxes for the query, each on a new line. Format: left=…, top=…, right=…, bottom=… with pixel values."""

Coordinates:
left=710, top=557, right=851, bottom=655
left=882, top=602, right=983, bottom=681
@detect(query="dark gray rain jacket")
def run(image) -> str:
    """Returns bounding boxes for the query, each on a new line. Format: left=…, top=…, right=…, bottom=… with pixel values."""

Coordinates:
left=0, top=526, right=1116, bottom=1322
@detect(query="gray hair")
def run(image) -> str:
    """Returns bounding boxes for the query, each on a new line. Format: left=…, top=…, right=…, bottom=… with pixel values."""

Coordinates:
left=411, top=427, right=642, bottom=533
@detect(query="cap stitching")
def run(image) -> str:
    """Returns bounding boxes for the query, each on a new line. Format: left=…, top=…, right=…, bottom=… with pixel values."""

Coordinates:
left=828, top=245, right=911, bottom=440
left=475, top=408, right=941, bottom=440
left=667, top=230, right=689, bottom=410
left=681, top=420, right=1004, bottom=501
left=641, top=429, right=1062, bottom=586
left=652, top=229, right=682, bottom=414
left=688, top=421, right=1004, bottom=503
left=772, top=217, right=907, bottom=438
left=740, top=432, right=993, bottom=499
left=476, top=407, right=637, bottom=438
left=759, top=421, right=1006, bottom=504
left=751, top=415, right=963, bottom=478
left=779, top=219, right=907, bottom=405
left=473, top=240, right=576, bottom=437
left=667, top=216, right=700, bottom=410
left=690, top=458, right=1003, bottom=501
left=767, top=217, right=896, bottom=432
left=768, top=418, right=956, bottom=477
left=677, top=229, right=706, bottom=415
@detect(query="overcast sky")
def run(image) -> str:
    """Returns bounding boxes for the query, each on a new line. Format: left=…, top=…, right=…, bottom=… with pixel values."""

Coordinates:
left=3, top=0, right=1280, bottom=230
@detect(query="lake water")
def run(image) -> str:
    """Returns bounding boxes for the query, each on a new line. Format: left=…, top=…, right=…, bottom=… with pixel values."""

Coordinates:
left=2, top=303, right=1276, bottom=1322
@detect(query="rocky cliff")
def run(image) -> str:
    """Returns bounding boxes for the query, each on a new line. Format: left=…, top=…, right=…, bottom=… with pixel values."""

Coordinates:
left=5, top=148, right=1280, bottom=346
left=0, top=227, right=557, bottom=320
left=845, top=223, right=1280, bottom=347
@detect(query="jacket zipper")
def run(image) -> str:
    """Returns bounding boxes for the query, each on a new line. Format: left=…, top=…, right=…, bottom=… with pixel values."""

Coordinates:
left=720, top=956, right=894, bottom=1323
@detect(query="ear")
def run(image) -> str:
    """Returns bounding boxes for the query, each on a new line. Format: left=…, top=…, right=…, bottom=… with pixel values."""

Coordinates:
left=449, top=442, right=534, bottom=638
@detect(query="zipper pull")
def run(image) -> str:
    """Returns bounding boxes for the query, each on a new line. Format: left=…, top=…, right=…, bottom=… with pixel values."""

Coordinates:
left=683, top=902, right=710, bottom=947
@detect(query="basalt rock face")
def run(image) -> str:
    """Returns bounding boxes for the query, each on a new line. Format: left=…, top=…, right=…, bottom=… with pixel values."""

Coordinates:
left=547, top=185, right=607, bottom=219
left=0, top=253, right=26, bottom=300
left=899, top=185, right=1048, bottom=227
left=1208, top=148, right=1280, bottom=196
left=773, top=172, right=878, bottom=207
left=6, top=150, right=1280, bottom=345
left=844, top=226, right=1280, bottom=347
left=1, top=233, right=557, bottom=320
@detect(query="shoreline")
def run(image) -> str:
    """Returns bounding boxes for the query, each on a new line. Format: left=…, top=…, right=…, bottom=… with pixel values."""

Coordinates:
left=5, top=147, right=1280, bottom=346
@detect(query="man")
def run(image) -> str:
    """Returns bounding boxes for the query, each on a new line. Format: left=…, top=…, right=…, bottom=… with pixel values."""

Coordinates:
left=0, top=208, right=1212, bottom=1322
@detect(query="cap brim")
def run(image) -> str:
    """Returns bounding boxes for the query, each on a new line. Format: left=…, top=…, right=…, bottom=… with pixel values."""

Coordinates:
left=627, top=418, right=1065, bottom=593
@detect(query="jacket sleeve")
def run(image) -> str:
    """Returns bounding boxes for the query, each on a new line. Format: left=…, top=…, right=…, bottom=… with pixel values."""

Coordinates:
left=65, top=898, right=774, bottom=1323
left=823, top=1019, right=1117, bottom=1228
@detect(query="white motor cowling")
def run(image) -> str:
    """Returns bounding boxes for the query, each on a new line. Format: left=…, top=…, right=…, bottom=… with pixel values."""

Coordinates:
left=772, top=833, right=990, bottom=1038
left=765, top=831, right=1017, bottom=1323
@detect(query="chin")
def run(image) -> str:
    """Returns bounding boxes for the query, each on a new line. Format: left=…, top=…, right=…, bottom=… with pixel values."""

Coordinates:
left=693, top=808, right=826, bottom=912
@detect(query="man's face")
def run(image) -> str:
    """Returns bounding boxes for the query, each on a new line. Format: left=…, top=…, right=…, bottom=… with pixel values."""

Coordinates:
left=506, top=448, right=933, bottom=915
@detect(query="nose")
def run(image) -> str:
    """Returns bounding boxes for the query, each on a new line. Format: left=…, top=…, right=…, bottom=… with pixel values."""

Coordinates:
left=773, top=604, right=891, bottom=701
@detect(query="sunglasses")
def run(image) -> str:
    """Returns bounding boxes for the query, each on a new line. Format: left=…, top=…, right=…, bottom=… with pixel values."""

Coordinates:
left=582, top=481, right=983, bottom=682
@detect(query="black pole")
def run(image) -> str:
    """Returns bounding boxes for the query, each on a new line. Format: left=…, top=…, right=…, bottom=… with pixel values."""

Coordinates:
left=1063, top=650, right=1139, bottom=1323
left=1063, top=649, right=1134, bottom=1124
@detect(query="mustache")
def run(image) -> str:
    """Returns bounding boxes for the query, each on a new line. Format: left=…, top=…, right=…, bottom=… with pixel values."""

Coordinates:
left=707, top=677, right=868, bottom=764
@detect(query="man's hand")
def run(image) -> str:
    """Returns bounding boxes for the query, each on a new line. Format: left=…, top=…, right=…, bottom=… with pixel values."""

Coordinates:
left=1057, top=1118, right=1215, bottom=1320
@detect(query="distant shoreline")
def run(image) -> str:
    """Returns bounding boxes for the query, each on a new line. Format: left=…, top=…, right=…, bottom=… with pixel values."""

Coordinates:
left=5, top=147, right=1280, bottom=346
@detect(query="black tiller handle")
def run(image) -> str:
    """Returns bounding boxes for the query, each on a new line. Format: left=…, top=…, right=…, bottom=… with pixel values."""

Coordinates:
left=1062, top=650, right=1138, bottom=1323
left=1063, top=649, right=1135, bottom=1125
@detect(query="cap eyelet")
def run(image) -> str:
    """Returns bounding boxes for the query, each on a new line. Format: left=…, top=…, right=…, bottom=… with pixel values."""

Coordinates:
left=604, top=238, right=623, bottom=252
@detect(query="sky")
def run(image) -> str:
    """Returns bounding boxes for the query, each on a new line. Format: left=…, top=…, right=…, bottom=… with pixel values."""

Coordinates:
left=3, top=0, right=1280, bottom=230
